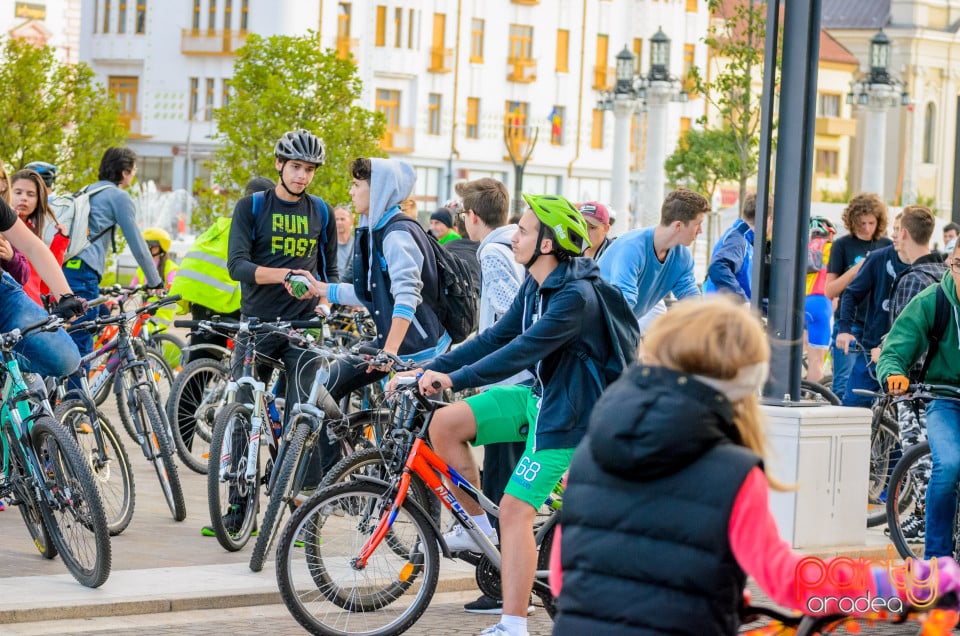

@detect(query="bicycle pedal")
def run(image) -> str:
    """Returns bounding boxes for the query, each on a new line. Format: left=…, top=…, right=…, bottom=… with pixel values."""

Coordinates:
left=77, top=422, right=94, bottom=435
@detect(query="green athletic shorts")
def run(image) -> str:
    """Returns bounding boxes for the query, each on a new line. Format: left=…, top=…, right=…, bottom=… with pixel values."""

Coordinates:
left=465, top=385, right=574, bottom=509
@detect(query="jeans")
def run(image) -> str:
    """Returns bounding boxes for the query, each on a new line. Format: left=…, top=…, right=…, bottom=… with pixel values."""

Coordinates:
left=0, top=272, right=80, bottom=378
left=62, top=258, right=102, bottom=358
left=924, top=399, right=960, bottom=558
left=841, top=349, right=879, bottom=408
left=830, top=323, right=861, bottom=399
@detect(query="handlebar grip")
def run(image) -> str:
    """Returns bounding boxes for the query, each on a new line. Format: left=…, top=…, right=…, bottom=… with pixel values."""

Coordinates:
left=431, top=380, right=442, bottom=390
left=288, top=320, right=325, bottom=329
left=174, top=320, right=201, bottom=328
left=357, top=344, right=381, bottom=357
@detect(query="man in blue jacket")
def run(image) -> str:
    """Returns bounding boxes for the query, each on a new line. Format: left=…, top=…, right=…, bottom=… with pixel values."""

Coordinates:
left=836, top=211, right=910, bottom=408
left=391, top=194, right=607, bottom=636
left=704, top=193, right=771, bottom=301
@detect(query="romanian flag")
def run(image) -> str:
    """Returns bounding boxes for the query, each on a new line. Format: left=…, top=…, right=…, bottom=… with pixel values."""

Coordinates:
left=549, top=107, right=562, bottom=137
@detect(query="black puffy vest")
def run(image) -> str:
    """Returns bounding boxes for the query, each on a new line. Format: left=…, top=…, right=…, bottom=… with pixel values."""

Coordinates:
left=553, top=442, right=761, bottom=635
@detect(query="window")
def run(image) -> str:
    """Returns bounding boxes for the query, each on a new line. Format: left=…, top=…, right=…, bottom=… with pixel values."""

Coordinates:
left=408, top=8, right=414, bottom=48
left=394, top=8, right=402, bottom=48
left=188, top=77, right=199, bottom=119
left=222, top=78, right=230, bottom=108
left=556, top=29, right=569, bottom=73
left=208, top=0, right=216, bottom=32
left=680, top=117, right=691, bottom=136
left=205, top=78, right=215, bottom=120
left=550, top=106, right=565, bottom=145
left=108, top=75, right=138, bottom=118
left=428, top=93, right=442, bottom=135
left=94, top=0, right=99, bottom=33
left=103, top=0, right=111, bottom=32
left=240, top=0, right=249, bottom=31
left=683, top=44, right=696, bottom=95
left=138, top=156, right=174, bottom=189
left=470, top=18, right=484, bottom=63
left=466, top=97, right=480, bottom=139
left=818, top=93, right=840, bottom=118
left=376, top=88, right=401, bottom=129
left=591, top=108, right=604, bottom=149
left=923, top=102, right=936, bottom=163
left=687, top=0, right=698, bottom=11
left=430, top=13, right=449, bottom=71
left=135, top=0, right=146, bottom=33
left=815, top=149, right=838, bottom=176
left=509, top=24, right=533, bottom=60
left=633, top=38, right=643, bottom=75
left=375, top=6, right=386, bottom=47
left=594, top=34, right=610, bottom=89
left=118, top=0, right=127, bottom=33
left=224, top=0, right=232, bottom=29
left=192, top=0, right=200, bottom=31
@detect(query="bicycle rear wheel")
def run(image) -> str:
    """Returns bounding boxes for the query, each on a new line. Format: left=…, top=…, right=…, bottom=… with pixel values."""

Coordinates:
left=148, top=332, right=185, bottom=374
left=249, top=418, right=310, bottom=572
left=32, top=417, right=112, bottom=588
left=5, top=427, right=57, bottom=559
left=166, top=358, right=227, bottom=474
left=135, top=387, right=187, bottom=521
left=207, top=403, right=260, bottom=552
left=276, top=481, right=439, bottom=636
left=867, top=412, right=899, bottom=528
left=534, top=513, right=559, bottom=619
left=799, top=379, right=840, bottom=405
left=54, top=400, right=136, bottom=536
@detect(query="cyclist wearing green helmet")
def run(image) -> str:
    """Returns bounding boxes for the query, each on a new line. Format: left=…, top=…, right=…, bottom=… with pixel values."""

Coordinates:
left=389, top=193, right=617, bottom=636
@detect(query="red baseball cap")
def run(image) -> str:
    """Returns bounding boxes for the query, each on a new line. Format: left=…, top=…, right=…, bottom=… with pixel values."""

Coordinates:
left=579, top=201, right=610, bottom=225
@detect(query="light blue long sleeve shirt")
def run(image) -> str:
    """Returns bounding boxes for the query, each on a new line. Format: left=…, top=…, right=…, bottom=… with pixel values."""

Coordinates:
left=597, top=226, right=700, bottom=320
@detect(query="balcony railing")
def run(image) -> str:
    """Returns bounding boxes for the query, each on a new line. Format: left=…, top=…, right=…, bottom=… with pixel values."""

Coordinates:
left=507, top=57, right=537, bottom=83
left=429, top=47, right=453, bottom=72
left=380, top=126, right=414, bottom=153
left=593, top=65, right=615, bottom=90
left=181, top=28, right=247, bottom=55
left=336, top=36, right=359, bottom=60
left=815, top=116, right=857, bottom=137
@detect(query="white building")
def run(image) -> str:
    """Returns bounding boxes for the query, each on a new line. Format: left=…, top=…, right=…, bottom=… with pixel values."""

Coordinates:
left=79, top=0, right=708, bottom=223
left=0, top=0, right=82, bottom=63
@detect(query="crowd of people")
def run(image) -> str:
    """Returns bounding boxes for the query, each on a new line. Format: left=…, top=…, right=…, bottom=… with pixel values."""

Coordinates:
left=3, top=130, right=960, bottom=635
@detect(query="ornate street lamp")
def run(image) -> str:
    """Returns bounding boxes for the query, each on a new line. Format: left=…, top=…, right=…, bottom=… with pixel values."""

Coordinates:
left=615, top=46, right=635, bottom=96
left=649, top=27, right=670, bottom=82
left=868, top=28, right=890, bottom=84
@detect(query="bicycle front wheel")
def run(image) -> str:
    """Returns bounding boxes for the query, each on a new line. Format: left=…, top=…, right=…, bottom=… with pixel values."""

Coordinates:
left=208, top=402, right=260, bottom=552
left=54, top=400, right=136, bottom=536
left=148, top=332, right=185, bottom=374
left=867, top=411, right=899, bottom=528
left=249, top=418, right=311, bottom=572
left=276, top=481, right=439, bottom=636
left=166, top=358, right=228, bottom=474
left=886, top=441, right=930, bottom=560
left=135, top=388, right=187, bottom=521
left=5, top=427, right=57, bottom=559
left=32, top=417, right=112, bottom=588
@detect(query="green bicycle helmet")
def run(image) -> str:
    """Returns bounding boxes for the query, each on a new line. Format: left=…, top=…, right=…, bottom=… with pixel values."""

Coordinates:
left=521, top=193, right=591, bottom=256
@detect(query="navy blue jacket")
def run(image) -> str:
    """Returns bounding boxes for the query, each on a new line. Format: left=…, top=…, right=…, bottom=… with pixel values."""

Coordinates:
left=837, top=244, right=908, bottom=349
left=703, top=218, right=754, bottom=300
left=428, top=258, right=611, bottom=451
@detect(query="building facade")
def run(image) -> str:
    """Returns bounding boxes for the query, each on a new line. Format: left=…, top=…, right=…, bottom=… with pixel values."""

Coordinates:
left=79, top=0, right=709, bottom=224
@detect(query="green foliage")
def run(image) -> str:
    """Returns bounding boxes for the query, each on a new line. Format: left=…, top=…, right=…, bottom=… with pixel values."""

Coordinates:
left=819, top=187, right=852, bottom=204
left=0, top=38, right=125, bottom=191
left=212, top=31, right=386, bottom=206
left=665, top=127, right=742, bottom=199
left=688, top=0, right=776, bottom=203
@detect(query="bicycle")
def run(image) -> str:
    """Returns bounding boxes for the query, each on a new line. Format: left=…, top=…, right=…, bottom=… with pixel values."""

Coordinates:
left=77, top=295, right=187, bottom=521
left=851, top=387, right=902, bottom=528
left=274, top=365, right=559, bottom=636
left=886, top=383, right=960, bottom=561
left=0, top=315, right=112, bottom=587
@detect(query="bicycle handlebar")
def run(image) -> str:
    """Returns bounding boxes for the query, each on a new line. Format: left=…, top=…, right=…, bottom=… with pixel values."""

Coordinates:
left=0, top=315, right=63, bottom=349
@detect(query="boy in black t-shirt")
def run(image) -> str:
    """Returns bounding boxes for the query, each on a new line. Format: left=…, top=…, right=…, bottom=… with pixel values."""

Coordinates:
left=823, top=193, right=892, bottom=397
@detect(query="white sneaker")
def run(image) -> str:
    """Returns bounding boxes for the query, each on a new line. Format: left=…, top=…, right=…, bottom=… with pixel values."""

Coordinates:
left=480, top=624, right=527, bottom=636
left=444, top=524, right=498, bottom=553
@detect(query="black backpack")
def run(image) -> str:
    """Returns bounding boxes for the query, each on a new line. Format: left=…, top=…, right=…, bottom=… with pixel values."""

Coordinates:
left=376, top=216, right=479, bottom=344
left=914, top=286, right=951, bottom=382
left=575, top=278, right=641, bottom=390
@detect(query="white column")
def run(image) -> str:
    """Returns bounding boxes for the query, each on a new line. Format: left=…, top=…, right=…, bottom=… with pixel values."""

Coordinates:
left=643, top=82, right=674, bottom=229
left=610, top=98, right=637, bottom=235
left=860, top=84, right=893, bottom=196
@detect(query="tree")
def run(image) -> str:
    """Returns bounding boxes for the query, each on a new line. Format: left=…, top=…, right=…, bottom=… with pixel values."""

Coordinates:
left=688, top=0, right=775, bottom=209
left=0, top=38, right=125, bottom=191
left=202, top=31, right=385, bottom=229
left=664, top=127, right=741, bottom=201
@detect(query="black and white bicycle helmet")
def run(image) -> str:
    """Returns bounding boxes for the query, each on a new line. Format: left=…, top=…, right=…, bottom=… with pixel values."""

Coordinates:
left=274, top=129, right=325, bottom=166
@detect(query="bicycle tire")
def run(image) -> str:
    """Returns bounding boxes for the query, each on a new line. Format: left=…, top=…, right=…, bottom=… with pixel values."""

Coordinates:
left=320, top=446, right=441, bottom=524
left=799, top=379, right=841, bottom=406
left=135, top=387, right=187, bottom=521
left=5, top=426, right=57, bottom=559
left=866, top=413, right=900, bottom=528
left=54, top=400, right=136, bottom=536
left=886, top=441, right=931, bottom=560
left=207, top=403, right=260, bottom=552
left=276, top=481, right=439, bottom=636
left=534, top=513, right=559, bottom=619
left=116, top=349, right=175, bottom=443
left=31, top=417, right=112, bottom=588
left=166, top=358, right=228, bottom=475
left=148, top=332, right=185, bottom=373
left=249, top=418, right=311, bottom=572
